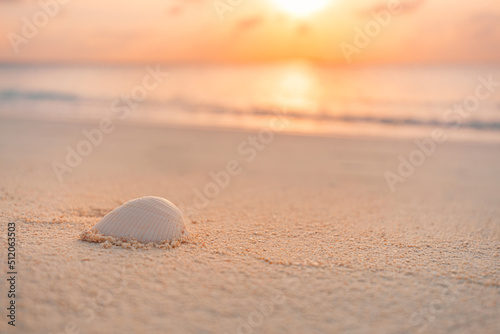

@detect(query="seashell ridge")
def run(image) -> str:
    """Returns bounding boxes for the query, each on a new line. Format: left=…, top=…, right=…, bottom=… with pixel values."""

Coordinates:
left=92, top=196, right=188, bottom=243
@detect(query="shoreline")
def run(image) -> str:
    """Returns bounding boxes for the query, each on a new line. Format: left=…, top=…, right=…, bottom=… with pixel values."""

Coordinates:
left=2, top=115, right=500, bottom=146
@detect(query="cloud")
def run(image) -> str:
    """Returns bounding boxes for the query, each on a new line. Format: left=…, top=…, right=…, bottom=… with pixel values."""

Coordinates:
left=296, top=23, right=310, bottom=36
left=461, top=12, right=500, bottom=59
left=466, top=12, right=500, bottom=39
left=172, top=0, right=206, bottom=3
left=166, top=0, right=207, bottom=17
left=361, top=0, right=425, bottom=17
left=167, top=6, right=183, bottom=17
left=235, top=15, right=263, bottom=32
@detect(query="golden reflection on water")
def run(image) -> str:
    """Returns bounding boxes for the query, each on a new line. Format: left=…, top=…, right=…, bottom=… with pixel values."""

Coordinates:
left=272, top=63, right=322, bottom=114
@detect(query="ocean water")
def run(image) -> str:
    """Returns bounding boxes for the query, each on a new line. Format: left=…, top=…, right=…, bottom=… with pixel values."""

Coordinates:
left=1, top=63, right=499, bottom=141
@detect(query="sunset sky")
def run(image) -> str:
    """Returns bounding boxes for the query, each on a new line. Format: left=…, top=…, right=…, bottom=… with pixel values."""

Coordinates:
left=0, top=0, right=499, bottom=64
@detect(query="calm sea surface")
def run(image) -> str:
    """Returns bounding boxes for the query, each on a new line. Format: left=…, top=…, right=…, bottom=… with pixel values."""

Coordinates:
left=1, top=63, right=499, bottom=141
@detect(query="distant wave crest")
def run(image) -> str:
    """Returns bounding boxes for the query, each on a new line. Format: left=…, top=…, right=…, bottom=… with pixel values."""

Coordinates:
left=0, top=89, right=79, bottom=102
left=1, top=89, right=499, bottom=132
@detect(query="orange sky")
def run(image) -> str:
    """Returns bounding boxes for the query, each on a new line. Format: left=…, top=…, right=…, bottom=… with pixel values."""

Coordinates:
left=0, top=0, right=499, bottom=64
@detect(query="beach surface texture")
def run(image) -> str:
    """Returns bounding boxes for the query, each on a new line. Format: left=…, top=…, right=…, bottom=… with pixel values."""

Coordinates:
left=0, top=119, right=499, bottom=334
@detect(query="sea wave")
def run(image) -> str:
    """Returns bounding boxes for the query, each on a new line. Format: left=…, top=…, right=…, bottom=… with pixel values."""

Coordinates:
left=0, top=89, right=80, bottom=102
left=1, top=89, right=499, bottom=132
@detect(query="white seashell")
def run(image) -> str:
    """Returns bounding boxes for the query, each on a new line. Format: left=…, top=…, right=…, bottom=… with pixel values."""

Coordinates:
left=92, top=196, right=188, bottom=243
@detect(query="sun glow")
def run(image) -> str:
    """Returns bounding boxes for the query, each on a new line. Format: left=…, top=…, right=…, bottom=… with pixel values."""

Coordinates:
left=270, top=0, right=331, bottom=16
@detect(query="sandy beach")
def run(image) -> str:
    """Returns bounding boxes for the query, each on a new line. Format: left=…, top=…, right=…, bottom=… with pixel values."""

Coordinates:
left=0, top=118, right=498, bottom=333
left=2, top=0, right=500, bottom=331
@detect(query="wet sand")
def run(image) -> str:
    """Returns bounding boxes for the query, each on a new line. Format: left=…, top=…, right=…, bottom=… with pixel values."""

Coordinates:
left=0, top=118, right=499, bottom=333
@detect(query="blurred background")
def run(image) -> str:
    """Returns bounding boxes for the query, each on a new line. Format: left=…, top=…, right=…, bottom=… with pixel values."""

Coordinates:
left=0, top=0, right=499, bottom=141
